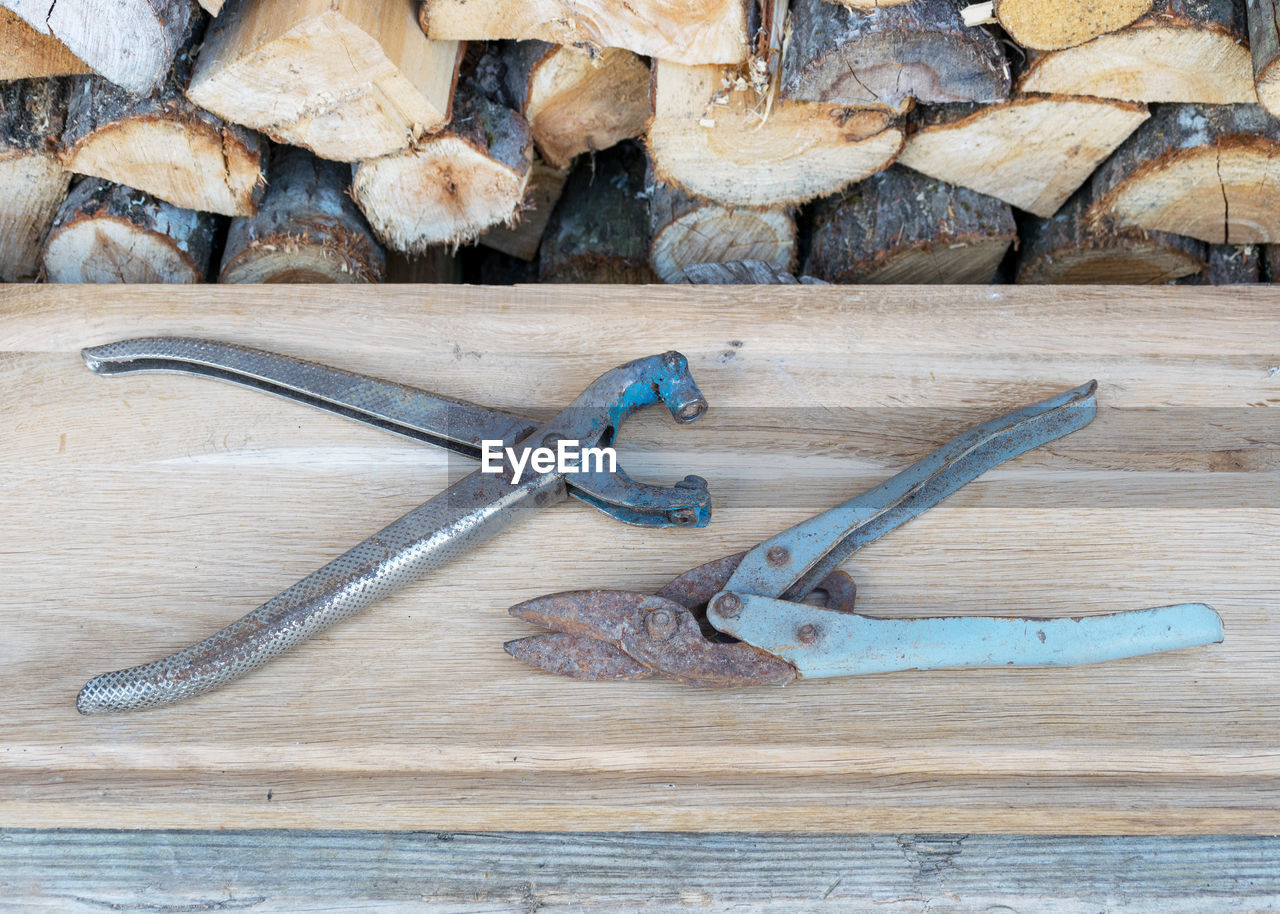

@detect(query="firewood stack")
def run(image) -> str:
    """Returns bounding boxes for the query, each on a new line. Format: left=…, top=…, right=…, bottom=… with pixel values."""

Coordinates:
left=3, top=0, right=1280, bottom=285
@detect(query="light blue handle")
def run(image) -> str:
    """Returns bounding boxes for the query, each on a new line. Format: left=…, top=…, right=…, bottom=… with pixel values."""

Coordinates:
left=708, top=596, right=1224, bottom=678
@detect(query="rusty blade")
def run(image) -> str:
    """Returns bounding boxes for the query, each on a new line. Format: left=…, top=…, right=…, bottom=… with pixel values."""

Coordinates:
left=509, top=591, right=796, bottom=687
left=505, top=632, right=653, bottom=680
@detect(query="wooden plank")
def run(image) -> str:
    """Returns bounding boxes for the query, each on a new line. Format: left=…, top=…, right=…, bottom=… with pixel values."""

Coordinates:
left=3, top=830, right=1280, bottom=912
left=1, top=284, right=1278, bottom=833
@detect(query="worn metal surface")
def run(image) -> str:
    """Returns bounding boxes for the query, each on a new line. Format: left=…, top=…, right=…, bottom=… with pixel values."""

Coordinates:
left=715, top=598, right=1225, bottom=678
left=508, top=591, right=795, bottom=687
left=77, top=339, right=711, bottom=713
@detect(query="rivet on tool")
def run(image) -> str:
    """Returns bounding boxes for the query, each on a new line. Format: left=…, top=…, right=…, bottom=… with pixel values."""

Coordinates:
left=714, top=593, right=742, bottom=618
left=669, top=508, right=698, bottom=525
left=766, top=545, right=789, bottom=566
left=645, top=609, right=678, bottom=640
left=796, top=623, right=821, bottom=645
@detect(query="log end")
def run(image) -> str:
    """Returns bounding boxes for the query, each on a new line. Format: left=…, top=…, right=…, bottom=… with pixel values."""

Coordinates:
left=996, top=0, right=1154, bottom=50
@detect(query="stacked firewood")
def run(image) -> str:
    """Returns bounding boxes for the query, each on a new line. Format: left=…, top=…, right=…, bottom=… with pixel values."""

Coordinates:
left=3, top=0, right=1280, bottom=285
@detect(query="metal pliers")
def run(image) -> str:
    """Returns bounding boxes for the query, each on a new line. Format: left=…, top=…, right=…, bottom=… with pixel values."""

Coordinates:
left=507, top=382, right=1225, bottom=685
left=76, top=338, right=712, bottom=713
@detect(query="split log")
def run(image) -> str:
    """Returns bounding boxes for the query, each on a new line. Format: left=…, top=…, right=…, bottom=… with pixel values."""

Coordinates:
left=648, top=59, right=903, bottom=207
left=0, top=78, right=70, bottom=282
left=683, top=261, right=828, bottom=283
left=647, top=179, right=795, bottom=283
left=897, top=94, right=1149, bottom=217
left=1016, top=188, right=1207, bottom=283
left=1018, top=0, right=1256, bottom=103
left=352, top=85, right=533, bottom=252
left=60, top=22, right=266, bottom=217
left=473, top=41, right=649, bottom=169
left=1248, top=0, right=1280, bottom=117
left=964, top=0, right=1155, bottom=50
left=0, top=8, right=89, bottom=80
left=41, top=178, right=218, bottom=283
left=187, top=0, right=462, bottom=162
left=781, top=0, right=1010, bottom=110
left=803, top=166, right=1016, bottom=284
left=539, top=142, right=656, bottom=283
left=479, top=159, right=568, bottom=261
left=1086, top=103, right=1280, bottom=245
left=385, top=248, right=462, bottom=283
left=218, top=147, right=385, bottom=284
left=418, top=0, right=749, bottom=66
left=0, top=0, right=197, bottom=94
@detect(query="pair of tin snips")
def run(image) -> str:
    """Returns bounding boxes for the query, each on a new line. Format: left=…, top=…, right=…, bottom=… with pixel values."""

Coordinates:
left=77, top=339, right=1222, bottom=712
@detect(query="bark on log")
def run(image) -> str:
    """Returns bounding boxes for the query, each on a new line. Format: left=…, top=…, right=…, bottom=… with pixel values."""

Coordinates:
left=647, top=59, right=904, bottom=207
left=1016, top=187, right=1207, bottom=283
left=352, top=85, right=533, bottom=252
left=682, top=261, right=828, bottom=283
left=1018, top=0, right=1256, bottom=103
left=60, top=21, right=266, bottom=217
left=1086, top=103, right=1280, bottom=245
left=186, top=0, right=462, bottom=162
left=0, top=78, right=70, bottom=282
left=897, top=94, right=1149, bottom=217
left=647, top=178, right=795, bottom=283
left=42, top=177, right=218, bottom=283
left=218, top=147, right=385, bottom=284
left=539, top=142, right=656, bottom=283
left=803, top=165, right=1016, bottom=283
left=0, top=7, right=89, bottom=80
left=982, top=0, right=1155, bottom=49
left=473, top=41, right=649, bottom=169
left=1176, top=244, right=1261, bottom=283
left=386, top=248, right=462, bottom=283
left=781, top=0, right=1010, bottom=110
left=479, top=159, right=568, bottom=261
left=0, top=0, right=197, bottom=94
left=1247, top=0, right=1280, bottom=117
left=418, top=0, right=750, bottom=66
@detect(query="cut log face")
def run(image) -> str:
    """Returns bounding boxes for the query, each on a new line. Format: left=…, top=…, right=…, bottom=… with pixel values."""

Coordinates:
left=648, top=60, right=904, bottom=207
left=42, top=178, right=218, bottom=283
left=1089, top=104, right=1280, bottom=245
left=480, top=159, right=569, bottom=261
left=1017, top=182, right=1207, bottom=283
left=994, top=0, right=1154, bottom=49
left=540, top=142, right=656, bottom=283
left=781, top=0, right=1011, bottom=110
left=803, top=166, right=1017, bottom=284
left=898, top=94, right=1149, bottom=217
left=198, top=0, right=223, bottom=13
left=648, top=179, right=795, bottom=283
left=61, top=25, right=267, bottom=217
left=682, top=261, right=828, bottom=283
left=353, top=87, right=533, bottom=252
left=0, top=0, right=197, bottom=93
left=186, top=0, right=462, bottom=162
left=1018, top=0, right=1256, bottom=103
left=0, top=78, right=71, bottom=282
left=0, top=7, right=90, bottom=80
left=419, top=0, right=749, bottom=66
left=481, top=43, right=650, bottom=170
left=219, top=146, right=385, bottom=284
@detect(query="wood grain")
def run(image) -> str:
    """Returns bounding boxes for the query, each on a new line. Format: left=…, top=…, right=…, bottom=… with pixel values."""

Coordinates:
left=1, top=284, right=1278, bottom=832
left=4, top=830, right=1279, bottom=912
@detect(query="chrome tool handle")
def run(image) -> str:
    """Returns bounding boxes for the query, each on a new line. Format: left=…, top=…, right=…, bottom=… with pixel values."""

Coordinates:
left=721, top=381, right=1098, bottom=602
left=77, top=469, right=563, bottom=713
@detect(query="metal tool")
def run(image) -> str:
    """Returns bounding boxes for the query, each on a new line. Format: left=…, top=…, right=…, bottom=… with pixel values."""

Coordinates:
left=507, top=382, right=1224, bottom=686
left=76, top=338, right=712, bottom=713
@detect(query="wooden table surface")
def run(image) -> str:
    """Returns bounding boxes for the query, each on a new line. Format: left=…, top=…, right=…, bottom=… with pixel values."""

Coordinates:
left=3, top=283, right=1278, bottom=833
